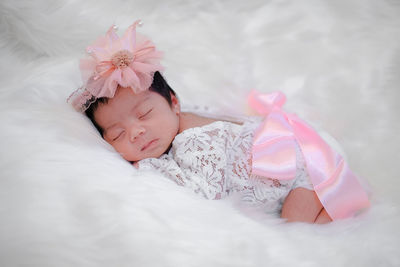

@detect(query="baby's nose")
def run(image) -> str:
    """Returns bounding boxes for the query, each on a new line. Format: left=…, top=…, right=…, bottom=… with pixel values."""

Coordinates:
left=129, top=125, right=145, bottom=142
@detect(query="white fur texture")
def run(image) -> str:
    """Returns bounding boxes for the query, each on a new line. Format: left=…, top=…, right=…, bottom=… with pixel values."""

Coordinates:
left=1, top=0, right=399, bottom=266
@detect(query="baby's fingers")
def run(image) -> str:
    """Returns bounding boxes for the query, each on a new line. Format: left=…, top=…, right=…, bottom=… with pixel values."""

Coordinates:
left=133, top=162, right=139, bottom=169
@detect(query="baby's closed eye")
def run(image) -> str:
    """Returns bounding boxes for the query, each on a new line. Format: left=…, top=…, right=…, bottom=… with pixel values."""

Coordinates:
left=107, top=129, right=125, bottom=141
left=138, top=108, right=153, bottom=119
left=112, top=131, right=124, bottom=141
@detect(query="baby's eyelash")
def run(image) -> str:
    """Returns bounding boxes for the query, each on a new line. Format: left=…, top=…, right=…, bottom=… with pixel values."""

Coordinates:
left=113, top=131, right=124, bottom=141
left=139, top=109, right=153, bottom=119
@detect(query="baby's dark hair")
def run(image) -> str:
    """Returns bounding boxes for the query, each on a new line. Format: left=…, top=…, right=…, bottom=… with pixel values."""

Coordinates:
left=85, top=71, right=176, bottom=135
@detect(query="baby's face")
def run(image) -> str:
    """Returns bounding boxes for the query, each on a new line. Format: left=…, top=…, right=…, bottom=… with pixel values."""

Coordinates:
left=94, top=87, right=180, bottom=162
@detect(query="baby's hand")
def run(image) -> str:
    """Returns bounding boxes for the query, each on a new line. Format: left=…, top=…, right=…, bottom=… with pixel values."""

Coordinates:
left=133, top=162, right=139, bottom=169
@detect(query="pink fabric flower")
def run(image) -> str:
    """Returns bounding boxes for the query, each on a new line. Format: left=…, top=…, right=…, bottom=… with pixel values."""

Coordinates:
left=68, top=20, right=163, bottom=112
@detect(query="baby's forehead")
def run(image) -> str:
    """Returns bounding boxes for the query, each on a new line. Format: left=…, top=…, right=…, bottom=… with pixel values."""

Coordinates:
left=109, top=88, right=151, bottom=107
left=95, top=90, right=151, bottom=123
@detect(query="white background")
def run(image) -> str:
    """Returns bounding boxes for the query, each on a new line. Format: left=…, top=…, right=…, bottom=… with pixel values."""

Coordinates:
left=0, top=0, right=399, bottom=266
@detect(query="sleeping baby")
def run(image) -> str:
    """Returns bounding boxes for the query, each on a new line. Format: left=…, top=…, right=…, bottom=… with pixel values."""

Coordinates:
left=68, top=20, right=370, bottom=224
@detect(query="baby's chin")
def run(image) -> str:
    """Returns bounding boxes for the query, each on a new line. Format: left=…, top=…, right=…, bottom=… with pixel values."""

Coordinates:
left=123, top=149, right=166, bottom=162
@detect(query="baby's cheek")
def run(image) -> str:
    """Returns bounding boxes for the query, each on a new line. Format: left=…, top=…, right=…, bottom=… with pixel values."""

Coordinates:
left=112, top=142, right=130, bottom=158
left=119, top=143, right=142, bottom=161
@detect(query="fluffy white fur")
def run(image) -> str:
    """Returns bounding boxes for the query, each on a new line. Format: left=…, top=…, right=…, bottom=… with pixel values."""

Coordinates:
left=1, top=0, right=399, bottom=266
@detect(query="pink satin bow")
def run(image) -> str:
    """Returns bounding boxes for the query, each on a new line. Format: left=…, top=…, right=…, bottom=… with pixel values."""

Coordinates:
left=248, top=90, right=370, bottom=220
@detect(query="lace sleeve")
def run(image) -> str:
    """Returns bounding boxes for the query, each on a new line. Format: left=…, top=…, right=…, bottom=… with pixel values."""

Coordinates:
left=170, top=122, right=240, bottom=200
left=137, top=154, right=187, bottom=186
left=138, top=152, right=228, bottom=200
left=137, top=123, right=232, bottom=200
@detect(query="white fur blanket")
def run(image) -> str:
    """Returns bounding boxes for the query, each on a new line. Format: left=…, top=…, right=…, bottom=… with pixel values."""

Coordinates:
left=1, top=0, right=399, bottom=266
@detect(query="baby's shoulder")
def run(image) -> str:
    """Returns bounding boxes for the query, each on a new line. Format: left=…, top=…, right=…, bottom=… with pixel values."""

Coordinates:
left=173, top=115, right=259, bottom=150
left=175, top=120, right=233, bottom=144
left=178, top=112, right=219, bottom=133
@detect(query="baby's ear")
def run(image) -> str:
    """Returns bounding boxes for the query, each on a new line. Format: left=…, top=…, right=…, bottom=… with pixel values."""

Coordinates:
left=171, top=94, right=180, bottom=114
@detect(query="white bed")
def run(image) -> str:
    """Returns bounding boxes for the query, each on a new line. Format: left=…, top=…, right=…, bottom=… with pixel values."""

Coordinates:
left=1, top=0, right=399, bottom=266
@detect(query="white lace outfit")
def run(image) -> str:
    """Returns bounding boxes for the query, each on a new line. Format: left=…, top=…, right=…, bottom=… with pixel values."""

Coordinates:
left=138, top=116, right=313, bottom=214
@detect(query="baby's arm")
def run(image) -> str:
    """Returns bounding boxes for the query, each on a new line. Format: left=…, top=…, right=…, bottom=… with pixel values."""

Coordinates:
left=281, top=188, right=332, bottom=224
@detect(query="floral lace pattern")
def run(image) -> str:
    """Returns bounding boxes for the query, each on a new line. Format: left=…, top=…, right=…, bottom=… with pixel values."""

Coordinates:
left=138, top=116, right=313, bottom=213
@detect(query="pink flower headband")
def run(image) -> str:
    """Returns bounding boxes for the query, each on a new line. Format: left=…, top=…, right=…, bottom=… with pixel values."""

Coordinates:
left=68, top=20, right=164, bottom=112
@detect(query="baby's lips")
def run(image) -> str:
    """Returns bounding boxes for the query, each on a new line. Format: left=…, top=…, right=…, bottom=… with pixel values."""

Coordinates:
left=141, top=139, right=157, bottom=151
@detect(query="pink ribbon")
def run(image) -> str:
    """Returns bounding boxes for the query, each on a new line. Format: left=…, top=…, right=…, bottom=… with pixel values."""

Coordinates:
left=248, top=90, right=370, bottom=220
